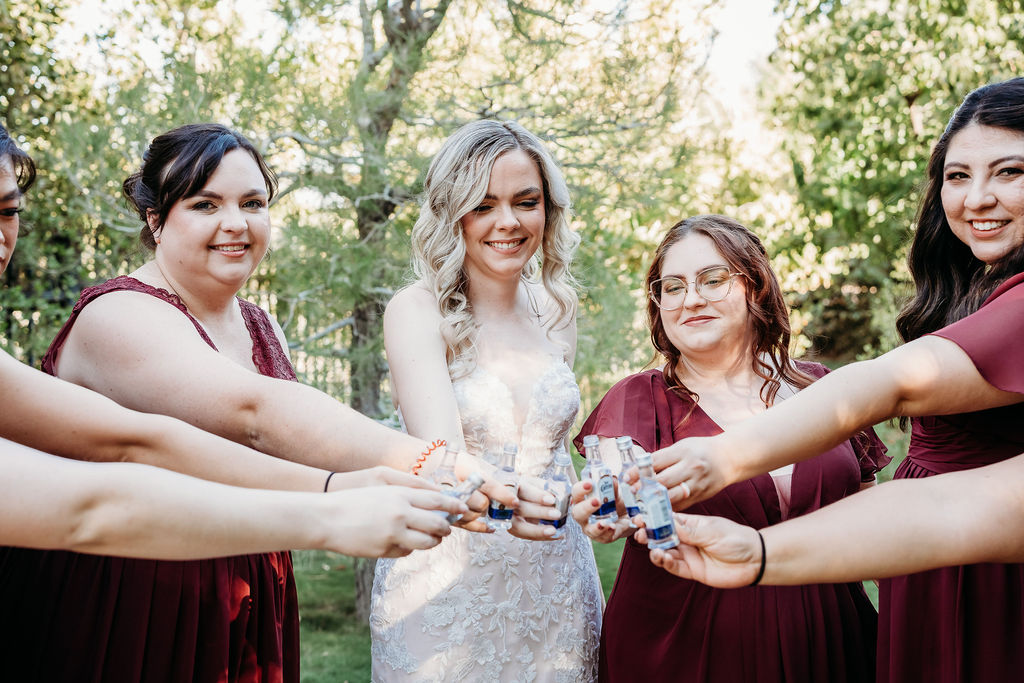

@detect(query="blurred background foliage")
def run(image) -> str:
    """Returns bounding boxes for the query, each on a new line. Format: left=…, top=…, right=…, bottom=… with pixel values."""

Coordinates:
left=3, top=0, right=1023, bottom=622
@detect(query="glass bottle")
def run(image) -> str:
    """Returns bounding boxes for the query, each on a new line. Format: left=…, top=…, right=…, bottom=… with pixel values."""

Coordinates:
left=430, top=448, right=460, bottom=490
left=539, top=448, right=572, bottom=538
left=486, top=442, right=519, bottom=531
left=581, top=434, right=619, bottom=524
left=635, top=450, right=679, bottom=550
left=615, top=436, right=641, bottom=529
left=438, top=471, right=485, bottom=524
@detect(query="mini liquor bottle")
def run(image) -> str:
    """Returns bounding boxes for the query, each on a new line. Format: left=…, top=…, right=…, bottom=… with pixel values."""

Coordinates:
left=430, top=448, right=460, bottom=490
left=439, top=471, right=485, bottom=524
left=635, top=450, right=679, bottom=550
left=615, top=436, right=641, bottom=529
left=539, top=448, right=572, bottom=538
left=486, top=442, right=519, bottom=531
left=581, top=434, right=619, bottom=525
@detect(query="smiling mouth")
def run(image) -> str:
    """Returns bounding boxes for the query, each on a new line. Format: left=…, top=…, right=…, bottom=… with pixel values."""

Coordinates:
left=971, top=220, right=1010, bottom=232
left=210, top=244, right=248, bottom=252
left=486, top=238, right=526, bottom=251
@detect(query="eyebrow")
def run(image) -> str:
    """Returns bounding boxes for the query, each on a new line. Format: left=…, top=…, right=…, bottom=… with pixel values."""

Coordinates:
left=660, top=264, right=731, bottom=280
left=191, top=188, right=267, bottom=199
left=1, top=190, right=21, bottom=202
left=945, top=155, right=1024, bottom=171
left=482, top=186, right=542, bottom=201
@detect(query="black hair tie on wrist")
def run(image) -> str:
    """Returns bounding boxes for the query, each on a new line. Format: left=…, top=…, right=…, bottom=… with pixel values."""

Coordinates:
left=324, top=472, right=338, bottom=493
left=750, top=530, right=767, bottom=587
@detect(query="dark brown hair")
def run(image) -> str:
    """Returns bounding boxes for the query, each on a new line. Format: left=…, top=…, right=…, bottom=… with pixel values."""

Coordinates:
left=645, top=214, right=815, bottom=410
left=897, top=77, right=1024, bottom=342
left=0, top=124, right=36, bottom=193
left=123, top=123, right=277, bottom=250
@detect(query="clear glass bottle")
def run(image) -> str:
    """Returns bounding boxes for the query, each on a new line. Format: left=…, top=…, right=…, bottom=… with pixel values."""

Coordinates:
left=539, top=448, right=572, bottom=538
left=486, top=442, right=519, bottom=531
left=615, top=436, right=641, bottom=529
left=635, top=450, right=679, bottom=550
left=438, top=471, right=485, bottom=524
left=430, top=448, right=460, bottom=490
left=581, top=434, right=619, bottom=525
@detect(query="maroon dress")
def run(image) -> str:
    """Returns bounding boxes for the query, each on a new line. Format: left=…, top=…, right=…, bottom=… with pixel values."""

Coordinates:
left=877, top=272, right=1024, bottom=683
left=0, top=276, right=300, bottom=683
left=575, top=361, right=889, bottom=683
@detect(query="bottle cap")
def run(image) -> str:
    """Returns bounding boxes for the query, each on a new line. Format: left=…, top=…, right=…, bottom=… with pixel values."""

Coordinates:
left=552, top=448, right=571, bottom=466
left=615, top=436, right=634, bottom=450
left=467, top=472, right=485, bottom=486
left=503, top=442, right=518, bottom=455
left=582, top=434, right=599, bottom=448
left=635, top=450, right=653, bottom=466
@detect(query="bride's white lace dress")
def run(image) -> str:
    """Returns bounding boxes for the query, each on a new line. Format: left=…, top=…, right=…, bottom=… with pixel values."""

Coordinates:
left=370, top=357, right=603, bottom=682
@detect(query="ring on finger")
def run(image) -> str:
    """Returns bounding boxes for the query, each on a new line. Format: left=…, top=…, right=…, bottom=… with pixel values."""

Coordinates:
left=680, top=481, right=692, bottom=498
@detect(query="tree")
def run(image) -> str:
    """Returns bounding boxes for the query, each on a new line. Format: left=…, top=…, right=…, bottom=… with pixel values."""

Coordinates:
left=764, top=0, right=1024, bottom=358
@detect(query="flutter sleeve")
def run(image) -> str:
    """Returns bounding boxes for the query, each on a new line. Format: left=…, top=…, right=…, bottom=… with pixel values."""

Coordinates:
left=930, top=273, right=1024, bottom=395
left=795, top=360, right=890, bottom=481
left=572, top=370, right=667, bottom=457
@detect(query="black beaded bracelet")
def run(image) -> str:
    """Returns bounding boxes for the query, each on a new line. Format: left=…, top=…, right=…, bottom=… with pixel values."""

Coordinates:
left=324, top=471, right=338, bottom=493
left=750, top=530, right=767, bottom=587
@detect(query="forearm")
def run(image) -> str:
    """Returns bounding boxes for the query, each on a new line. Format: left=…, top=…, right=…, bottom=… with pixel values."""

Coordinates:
left=248, top=379, right=427, bottom=472
left=0, top=441, right=332, bottom=558
left=762, top=460, right=1024, bottom=584
left=721, top=357, right=901, bottom=483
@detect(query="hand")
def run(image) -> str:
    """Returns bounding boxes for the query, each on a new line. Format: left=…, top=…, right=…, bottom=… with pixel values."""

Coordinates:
left=640, top=513, right=762, bottom=588
left=651, top=436, right=730, bottom=510
left=569, top=479, right=638, bottom=543
left=327, top=465, right=441, bottom=492
left=325, top=486, right=467, bottom=558
left=509, top=476, right=560, bottom=540
left=448, top=451, right=516, bottom=534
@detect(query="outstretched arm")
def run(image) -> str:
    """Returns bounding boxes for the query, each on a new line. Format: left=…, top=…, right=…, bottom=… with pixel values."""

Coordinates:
left=1, top=437, right=465, bottom=559
left=653, top=335, right=1022, bottom=508
left=644, top=454, right=1024, bottom=585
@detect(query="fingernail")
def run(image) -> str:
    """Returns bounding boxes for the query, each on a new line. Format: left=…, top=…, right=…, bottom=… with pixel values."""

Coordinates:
left=544, top=494, right=555, bottom=505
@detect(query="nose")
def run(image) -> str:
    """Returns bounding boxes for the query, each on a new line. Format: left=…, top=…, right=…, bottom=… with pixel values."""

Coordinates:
left=964, top=178, right=997, bottom=212
left=495, top=204, right=520, bottom=230
left=219, top=205, right=248, bottom=233
left=681, top=281, right=705, bottom=309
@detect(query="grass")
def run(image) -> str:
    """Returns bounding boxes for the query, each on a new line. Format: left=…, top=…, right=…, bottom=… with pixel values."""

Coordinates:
left=296, top=422, right=910, bottom=680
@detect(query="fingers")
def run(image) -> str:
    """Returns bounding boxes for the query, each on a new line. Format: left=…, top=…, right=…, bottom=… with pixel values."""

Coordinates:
left=456, top=517, right=494, bottom=533
left=386, top=468, right=440, bottom=490
left=479, top=478, right=519, bottom=508
left=509, top=516, right=558, bottom=540
left=406, top=489, right=468, bottom=518
left=518, top=477, right=556, bottom=506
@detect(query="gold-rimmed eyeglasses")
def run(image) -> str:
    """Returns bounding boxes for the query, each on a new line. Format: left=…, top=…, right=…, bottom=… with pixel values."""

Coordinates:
left=649, top=267, right=745, bottom=310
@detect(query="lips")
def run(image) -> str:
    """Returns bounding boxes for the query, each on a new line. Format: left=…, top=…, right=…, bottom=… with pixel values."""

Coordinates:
left=209, top=243, right=249, bottom=253
left=683, top=315, right=715, bottom=325
left=970, top=220, right=1010, bottom=233
left=486, top=238, right=526, bottom=251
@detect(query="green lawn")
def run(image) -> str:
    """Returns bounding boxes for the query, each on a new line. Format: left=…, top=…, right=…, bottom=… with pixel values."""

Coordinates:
left=296, top=421, right=909, bottom=680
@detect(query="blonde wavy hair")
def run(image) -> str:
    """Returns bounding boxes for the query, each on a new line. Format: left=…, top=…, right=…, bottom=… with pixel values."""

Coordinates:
left=411, top=119, right=580, bottom=377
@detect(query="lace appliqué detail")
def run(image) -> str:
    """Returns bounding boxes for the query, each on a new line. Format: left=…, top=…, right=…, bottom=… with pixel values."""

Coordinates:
left=370, top=358, right=601, bottom=682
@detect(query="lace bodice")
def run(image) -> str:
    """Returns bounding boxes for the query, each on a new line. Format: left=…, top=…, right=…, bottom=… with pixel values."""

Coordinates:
left=371, top=356, right=602, bottom=682
left=453, top=355, right=579, bottom=477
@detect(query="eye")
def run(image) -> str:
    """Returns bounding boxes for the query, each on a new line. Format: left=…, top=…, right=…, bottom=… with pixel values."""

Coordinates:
left=997, top=166, right=1024, bottom=177
left=471, top=204, right=492, bottom=214
left=243, top=198, right=267, bottom=209
left=944, top=171, right=968, bottom=182
left=662, top=279, right=686, bottom=295
left=190, top=200, right=216, bottom=211
left=518, top=199, right=540, bottom=209
left=0, top=207, right=23, bottom=218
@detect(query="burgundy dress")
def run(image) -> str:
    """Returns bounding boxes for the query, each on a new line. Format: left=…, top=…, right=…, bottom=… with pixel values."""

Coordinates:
left=877, top=272, right=1024, bottom=683
left=575, top=361, right=889, bottom=683
left=0, top=276, right=300, bottom=683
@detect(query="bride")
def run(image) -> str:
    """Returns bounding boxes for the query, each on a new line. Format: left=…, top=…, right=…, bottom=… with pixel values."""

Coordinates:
left=370, top=120, right=602, bottom=681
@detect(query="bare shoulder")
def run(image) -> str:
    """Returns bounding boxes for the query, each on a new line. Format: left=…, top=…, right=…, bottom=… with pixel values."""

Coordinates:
left=385, top=282, right=441, bottom=324
left=527, top=281, right=577, bottom=361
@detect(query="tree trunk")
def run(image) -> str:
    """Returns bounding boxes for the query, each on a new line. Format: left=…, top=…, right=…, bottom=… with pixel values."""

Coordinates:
left=353, top=556, right=377, bottom=623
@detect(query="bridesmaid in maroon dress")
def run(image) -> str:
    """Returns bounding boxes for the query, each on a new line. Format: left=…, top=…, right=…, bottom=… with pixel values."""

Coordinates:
left=0, top=124, right=480, bottom=683
left=572, top=215, right=889, bottom=682
left=644, top=77, right=1024, bottom=683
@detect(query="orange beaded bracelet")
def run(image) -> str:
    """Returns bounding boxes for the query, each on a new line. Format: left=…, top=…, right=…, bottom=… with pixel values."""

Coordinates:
left=411, top=439, right=447, bottom=476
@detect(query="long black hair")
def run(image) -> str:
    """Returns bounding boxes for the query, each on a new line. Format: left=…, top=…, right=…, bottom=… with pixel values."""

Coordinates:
left=897, top=77, right=1024, bottom=342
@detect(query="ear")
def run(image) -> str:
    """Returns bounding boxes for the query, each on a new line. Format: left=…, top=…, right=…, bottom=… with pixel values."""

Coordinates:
left=146, top=209, right=162, bottom=244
